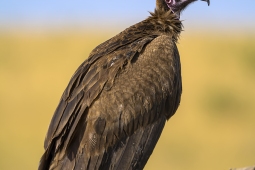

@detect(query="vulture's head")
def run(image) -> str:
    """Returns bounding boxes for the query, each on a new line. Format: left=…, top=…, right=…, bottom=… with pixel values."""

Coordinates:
left=158, top=0, right=210, bottom=18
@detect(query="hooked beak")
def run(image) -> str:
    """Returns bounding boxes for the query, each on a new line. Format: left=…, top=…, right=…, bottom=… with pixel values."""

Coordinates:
left=166, top=0, right=210, bottom=14
left=201, top=0, right=210, bottom=6
left=165, top=0, right=210, bottom=19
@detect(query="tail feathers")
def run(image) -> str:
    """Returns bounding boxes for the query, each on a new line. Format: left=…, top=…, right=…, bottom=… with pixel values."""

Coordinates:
left=114, top=115, right=166, bottom=170
left=38, top=151, right=50, bottom=170
left=39, top=116, right=166, bottom=170
left=74, top=116, right=166, bottom=170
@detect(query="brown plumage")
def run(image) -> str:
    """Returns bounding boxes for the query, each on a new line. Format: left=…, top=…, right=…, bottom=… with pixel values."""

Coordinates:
left=39, top=0, right=209, bottom=169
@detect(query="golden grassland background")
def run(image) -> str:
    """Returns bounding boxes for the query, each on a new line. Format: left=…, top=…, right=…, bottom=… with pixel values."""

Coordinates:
left=0, top=30, right=255, bottom=170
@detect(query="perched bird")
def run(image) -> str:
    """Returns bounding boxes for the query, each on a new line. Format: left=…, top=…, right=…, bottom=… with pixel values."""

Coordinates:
left=39, top=0, right=210, bottom=169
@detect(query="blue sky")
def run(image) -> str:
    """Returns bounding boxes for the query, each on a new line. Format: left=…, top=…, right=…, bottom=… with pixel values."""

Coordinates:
left=0, top=0, right=254, bottom=32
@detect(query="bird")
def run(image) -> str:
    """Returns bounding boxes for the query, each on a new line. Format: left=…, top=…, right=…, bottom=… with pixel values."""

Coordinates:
left=39, top=0, right=210, bottom=169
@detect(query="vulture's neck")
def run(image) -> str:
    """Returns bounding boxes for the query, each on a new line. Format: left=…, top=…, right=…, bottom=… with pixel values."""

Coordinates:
left=156, top=0, right=169, bottom=11
left=147, top=7, right=182, bottom=42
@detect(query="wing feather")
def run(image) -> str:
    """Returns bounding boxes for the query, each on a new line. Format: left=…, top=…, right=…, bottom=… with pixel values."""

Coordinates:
left=39, top=34, right=155, bottom=169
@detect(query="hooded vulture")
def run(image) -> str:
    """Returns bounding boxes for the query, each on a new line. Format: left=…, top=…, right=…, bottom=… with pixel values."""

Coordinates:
left=39, top=0, right=210, bottom=169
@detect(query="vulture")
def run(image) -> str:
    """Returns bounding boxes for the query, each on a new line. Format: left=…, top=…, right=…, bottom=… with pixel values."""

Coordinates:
left=39, top=0, right=210, bottom=169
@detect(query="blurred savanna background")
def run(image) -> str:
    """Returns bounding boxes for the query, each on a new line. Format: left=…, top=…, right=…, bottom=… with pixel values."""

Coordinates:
left=0, top=0, right=255, bottom=169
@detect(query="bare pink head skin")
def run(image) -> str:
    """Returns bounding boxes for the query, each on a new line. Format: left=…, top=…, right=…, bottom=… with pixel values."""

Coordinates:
left=165, top=0, right=210, bottom=18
